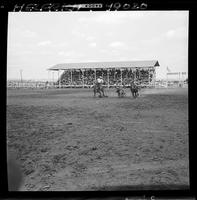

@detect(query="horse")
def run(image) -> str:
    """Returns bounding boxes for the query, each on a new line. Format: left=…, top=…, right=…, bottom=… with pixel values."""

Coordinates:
left=130, top=82, right=139, bottom=98
left=93, top=82, right=107, bottom=98
left=116, top=87, right=126, bottom=98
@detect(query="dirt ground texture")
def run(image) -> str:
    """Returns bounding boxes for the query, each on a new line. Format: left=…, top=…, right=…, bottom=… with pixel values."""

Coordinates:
left=6, top=87, right=189, bottom=191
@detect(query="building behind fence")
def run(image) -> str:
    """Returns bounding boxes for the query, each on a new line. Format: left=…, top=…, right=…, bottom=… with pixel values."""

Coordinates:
left=7, top=80, right=54, bottom=89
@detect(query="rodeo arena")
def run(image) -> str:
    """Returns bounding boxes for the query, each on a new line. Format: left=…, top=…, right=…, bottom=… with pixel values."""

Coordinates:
left=7, top=60, right=189, bottom=191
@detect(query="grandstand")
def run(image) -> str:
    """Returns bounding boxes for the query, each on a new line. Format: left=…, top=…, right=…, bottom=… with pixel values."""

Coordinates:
left=48, top=60, right=160, bottom=88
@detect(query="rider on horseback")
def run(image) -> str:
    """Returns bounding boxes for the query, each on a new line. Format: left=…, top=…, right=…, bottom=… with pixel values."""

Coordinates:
left=131, top=80, right=137, bottom=89
left=96, top=76, right=104, bottom=90
left=93, top=76, right=106, bottom=97
left=130, top=80, right=139, bottom=98
left=115, top=81, right=126, bottom=97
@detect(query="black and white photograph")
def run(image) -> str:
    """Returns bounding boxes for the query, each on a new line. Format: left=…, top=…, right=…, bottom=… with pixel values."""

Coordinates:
left=6, top=10, right=189, bottom=191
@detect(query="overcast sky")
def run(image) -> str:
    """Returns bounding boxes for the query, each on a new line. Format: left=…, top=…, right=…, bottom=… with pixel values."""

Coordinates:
left=7, top=11, right=188, bottom=80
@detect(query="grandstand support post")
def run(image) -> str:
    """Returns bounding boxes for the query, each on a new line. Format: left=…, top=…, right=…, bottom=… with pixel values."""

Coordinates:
left=58, top=70, right=61, bottom=88
left=47, top=70, right=49, bottom=83
left=71, top=70, right=72, bottom=86
left=153, top=69, right=156, bottom=88
left=107, top=69, right=109, bottom=88
left=120, top=69, right=123, bottom=85
left=126, top=68, right=129, bottom=80
left=94, top=69, right=96, bottom=82
left=82, top=69, right=84, bottom=88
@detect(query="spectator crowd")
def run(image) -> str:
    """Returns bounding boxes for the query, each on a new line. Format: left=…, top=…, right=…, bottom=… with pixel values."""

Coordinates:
left=59, top=68, right=153, bottom=87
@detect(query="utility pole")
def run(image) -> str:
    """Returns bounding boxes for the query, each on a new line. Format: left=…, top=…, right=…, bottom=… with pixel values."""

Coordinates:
left=20, top=69, right=23, bottom=82
left=20, top=69, right=23, bottom=87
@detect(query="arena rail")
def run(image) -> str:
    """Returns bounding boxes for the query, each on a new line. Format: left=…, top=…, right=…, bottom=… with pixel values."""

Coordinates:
left=7, top=80, right=188, bottom=89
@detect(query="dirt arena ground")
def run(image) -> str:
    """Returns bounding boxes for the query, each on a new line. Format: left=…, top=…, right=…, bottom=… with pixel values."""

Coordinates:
left=7, top=87, right=189, bottom=191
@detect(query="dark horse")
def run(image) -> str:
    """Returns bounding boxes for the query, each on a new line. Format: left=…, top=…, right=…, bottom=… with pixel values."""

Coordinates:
left=93, top=83, right=107, bottom=98
left=130, top=82, right=139, bottom=98
left=116, top=87, right=126, bottom=97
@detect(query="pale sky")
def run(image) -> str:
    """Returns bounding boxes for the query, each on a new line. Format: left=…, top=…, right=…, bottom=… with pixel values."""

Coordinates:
left=7, top=11, right=188, bottom=80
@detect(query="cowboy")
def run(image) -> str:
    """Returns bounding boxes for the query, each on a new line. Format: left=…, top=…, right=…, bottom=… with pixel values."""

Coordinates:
left=96, top=76, right=104, bottom=89
left=130, top=80, right=139, bottom=98
left=115, top=81, right=125, bottom=97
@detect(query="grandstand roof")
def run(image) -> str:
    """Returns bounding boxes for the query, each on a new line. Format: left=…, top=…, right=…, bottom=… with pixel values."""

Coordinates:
left=48, top=60, right=160, bottom=70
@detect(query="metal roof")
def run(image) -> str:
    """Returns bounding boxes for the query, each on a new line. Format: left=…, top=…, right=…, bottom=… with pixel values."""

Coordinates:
left=48, top=60, right=160, bottom=71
